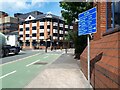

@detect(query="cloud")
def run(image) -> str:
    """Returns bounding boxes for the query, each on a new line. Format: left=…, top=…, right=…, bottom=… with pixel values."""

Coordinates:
left=0, top=0, right=48, bottom=13
left=0, top=0, right=62, bottom=16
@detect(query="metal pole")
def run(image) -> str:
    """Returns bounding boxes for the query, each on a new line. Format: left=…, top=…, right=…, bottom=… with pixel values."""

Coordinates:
left=87, top=34, right=90, bottom=84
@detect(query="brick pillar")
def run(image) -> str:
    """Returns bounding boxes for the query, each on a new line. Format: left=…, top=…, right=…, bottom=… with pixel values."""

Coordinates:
left=37, top=21, right=40, bottom=48
left=44, top=19, right=47, bottom=40
left=93, top=2, right=112, bottom=40
left=30, top=22, right=32, bottom=49
left=50, top=19, right=53, bottom=49
left=23, top=23, right=26, bottom=48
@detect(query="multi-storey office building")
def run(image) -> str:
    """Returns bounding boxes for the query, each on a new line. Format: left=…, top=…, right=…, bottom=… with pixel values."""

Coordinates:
left=17, top=11, right=73, bottom=49
left=0, top=11, right=18, bottom=34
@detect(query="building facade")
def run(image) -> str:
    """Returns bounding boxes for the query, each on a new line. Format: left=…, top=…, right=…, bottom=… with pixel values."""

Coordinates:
left=0, top=11, right=18, bottom=35
left=17, top=11, right=73, bottom=49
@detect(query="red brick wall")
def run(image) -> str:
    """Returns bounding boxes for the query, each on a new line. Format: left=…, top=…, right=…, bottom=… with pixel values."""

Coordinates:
left=94, top=2, right=112, bottom=40
left=80, top=2, right=120, bottom=89
left=80, top=31, right=120, bottom=89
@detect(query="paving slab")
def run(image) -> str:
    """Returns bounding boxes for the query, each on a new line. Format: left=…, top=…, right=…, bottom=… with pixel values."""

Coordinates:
left=25, top=52, right=93, bottom=88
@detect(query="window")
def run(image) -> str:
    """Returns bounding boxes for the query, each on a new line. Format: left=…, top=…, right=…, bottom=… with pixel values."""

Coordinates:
left=25, top=21, right=29, bottom=24
left=29, top=17, right=31, bottom=19
left=53, top=26, right=58, bottom=29
left=32, top=40, right=37, bottom=46
left=32, top=26, right=36, bottom=30
left=25, top=40, right=30, bottom=46
left=106, top=2, right=120, bottom=31
left=40, top=26, right=44, bottom=29
left=32, top=33, right=36, bottom=37
left=114, top=2, right=120, bottom=26
left=59, top=34, right=63, bottom=37
left=40, top=19, right=45, bottom=22
left=40, top=33, right=44, bottom=36
left=19, top=22, right=23, bottom=25
left=20, top=35, right=23, bottom=37
left=52, top=19, right=58, bottom=22
left=47, top=18, right=51, bottom=21
left=26, top=27, right=29, bottom=31
left=53, top=33, right=57, bottom=36
left=59, top=27, right=63, bottom=30
left=20, top=28, right=23, bottom=31
left=47, top=25, right=50, bottom=29
left=32, top=20, right=36, bottom=23
left=26, top=34, right=29, bottom=37
left=40, top=41, right=45, bottom=46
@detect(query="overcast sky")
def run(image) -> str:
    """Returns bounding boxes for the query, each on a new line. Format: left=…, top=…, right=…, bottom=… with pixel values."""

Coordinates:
left=0, top=0, right=62, bottom=16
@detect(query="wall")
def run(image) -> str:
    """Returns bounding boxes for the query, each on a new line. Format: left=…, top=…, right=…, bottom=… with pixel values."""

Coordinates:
left=80, top=29, right=120, bottom=89
left=80, top=2, right=120, bottom=89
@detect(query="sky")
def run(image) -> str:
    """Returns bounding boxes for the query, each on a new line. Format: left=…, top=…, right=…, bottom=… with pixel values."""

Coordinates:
left=0, top=0, right=62, bottom=17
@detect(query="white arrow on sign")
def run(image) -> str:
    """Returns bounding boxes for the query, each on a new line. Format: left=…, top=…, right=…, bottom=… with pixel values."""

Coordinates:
left=93, top=27, right=96, bottom=29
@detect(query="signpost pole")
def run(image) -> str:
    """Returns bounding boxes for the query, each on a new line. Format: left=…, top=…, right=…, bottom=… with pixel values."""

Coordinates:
left=87, top=34, right=90, bottom=84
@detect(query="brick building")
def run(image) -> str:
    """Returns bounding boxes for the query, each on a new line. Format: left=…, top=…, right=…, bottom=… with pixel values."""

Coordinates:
left=0, top=11, right=18, bottom=35
left=80, top=2, right=120, bottom=89
left=16, top=11, right=73, bottom=49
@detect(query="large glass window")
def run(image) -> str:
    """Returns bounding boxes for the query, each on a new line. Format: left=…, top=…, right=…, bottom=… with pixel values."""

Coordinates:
left=32, top=26, right=36, bottom=30
left=26, top=27, right=29, bottom=31
left=40, top=19, right=45, bottom=22
left=40, top=33, right=44, bottom=36
left=20, top=28, right=23, bottom=31
left=32, top=20, right=36, bottom=23
left=40, top=26, right=44, bottom=29
left=19, top=22, right=23, bottom=25
left=25, top=40, right=30, bottom=46
left=32, top=33, right=36, bottom=37
left=32, top=40, right=37, bottom=46
left=53, top=33, right=57, bottom=36
left=25, top=21, right=29, bottom=24
left=47, top=25, right=50, bottom=29
left=53, top=26, right=58, bottom=29
left=114, top=2, right=120, bottom=26
left=59, top=34, right=63, bottom=37
left=20, top=35, right=23, bottom=37
left=26, top=34, right=29, bottom=37
left=107, top=2, right=120, bottom=31
left=40, top=41, right=45, bottom=46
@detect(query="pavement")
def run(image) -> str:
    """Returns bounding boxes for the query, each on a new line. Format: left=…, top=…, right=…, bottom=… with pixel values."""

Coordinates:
left=25, top=49, right=93, bottom=88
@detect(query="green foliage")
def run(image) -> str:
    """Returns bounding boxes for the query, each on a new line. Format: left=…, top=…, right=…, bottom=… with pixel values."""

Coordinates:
left=60, top=2, right=93, bottom=23
left=60, top=1, right=93, bottom=58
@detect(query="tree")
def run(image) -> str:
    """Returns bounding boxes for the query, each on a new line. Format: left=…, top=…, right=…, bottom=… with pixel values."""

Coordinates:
left=60, top=2, right=93, bottom=24
left=60, top=1, right=93, bottom=59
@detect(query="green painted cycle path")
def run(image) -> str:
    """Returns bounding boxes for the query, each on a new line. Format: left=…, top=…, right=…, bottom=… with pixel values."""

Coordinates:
left=0, top=52, right=62, bottom=88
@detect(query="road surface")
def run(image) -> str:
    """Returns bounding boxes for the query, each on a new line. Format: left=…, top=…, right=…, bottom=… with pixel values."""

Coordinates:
left=0, top=50, right=64, bottom=88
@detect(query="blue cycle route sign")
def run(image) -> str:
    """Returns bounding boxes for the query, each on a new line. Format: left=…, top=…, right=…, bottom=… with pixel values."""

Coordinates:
left=78, top=7, right=97, bottom=36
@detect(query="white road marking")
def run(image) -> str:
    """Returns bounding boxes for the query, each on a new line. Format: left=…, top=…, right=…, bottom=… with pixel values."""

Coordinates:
left=43, top=56, right=48, bottom=59
left=0, top=53, right=42, bottom=67
left=26, top=60, right=40, bottom=67
left=0, top=70, right=16, bottom=79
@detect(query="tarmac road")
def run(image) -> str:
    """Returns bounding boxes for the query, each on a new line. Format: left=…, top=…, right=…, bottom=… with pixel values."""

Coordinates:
left=0, top=50, right=44, bottom=64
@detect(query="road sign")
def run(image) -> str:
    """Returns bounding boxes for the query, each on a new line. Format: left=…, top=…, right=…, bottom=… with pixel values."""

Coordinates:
left=78, top=7, right=97, bottom=85
left=78, top=7, right=97, bottom=36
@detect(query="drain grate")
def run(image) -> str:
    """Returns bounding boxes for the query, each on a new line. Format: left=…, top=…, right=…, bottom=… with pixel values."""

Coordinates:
left=33, top=61, right=48, bottom=65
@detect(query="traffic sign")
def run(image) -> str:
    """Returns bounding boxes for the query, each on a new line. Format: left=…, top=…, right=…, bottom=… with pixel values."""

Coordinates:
left=78, top=7, right=97, bottom=36
left=78, top=7, right=97, bottom=85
